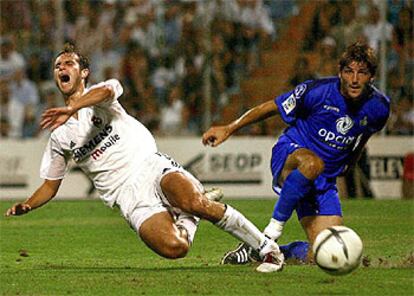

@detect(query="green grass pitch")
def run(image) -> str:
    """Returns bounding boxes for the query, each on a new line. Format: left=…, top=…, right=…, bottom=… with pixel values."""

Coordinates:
left=1, top=199, right=413, bottom=295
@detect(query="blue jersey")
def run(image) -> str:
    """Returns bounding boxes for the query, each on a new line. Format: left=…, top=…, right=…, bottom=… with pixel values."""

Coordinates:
left=274, top=77, right=390, bottom=178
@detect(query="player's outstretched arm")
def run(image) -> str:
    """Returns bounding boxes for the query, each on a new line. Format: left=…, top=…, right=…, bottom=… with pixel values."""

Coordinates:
left=202, top=99, right=278, bottom=147
left=5, top=179, right=62, bottom=217
left=41, top=85, right=115, bottom=131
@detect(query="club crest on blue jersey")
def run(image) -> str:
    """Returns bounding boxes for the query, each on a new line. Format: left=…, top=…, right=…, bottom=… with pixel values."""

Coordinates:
left=336, top=116, right=354, bottom=135
left=359, top=116, right=368, bottom=126
left=294, top=84, right=307, bottom=98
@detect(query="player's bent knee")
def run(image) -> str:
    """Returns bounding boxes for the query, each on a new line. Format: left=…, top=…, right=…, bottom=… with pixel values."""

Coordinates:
left=139, top=211, right=189, bottom=259
left=300, top=156, right=325, bottom=180
left=160, top=239, right=189, bottom=259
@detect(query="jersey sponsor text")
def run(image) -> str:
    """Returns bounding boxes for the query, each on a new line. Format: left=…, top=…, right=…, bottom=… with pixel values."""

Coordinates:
left=91, top=134, right=121, bottom=160
left=317, top=128, right=356, bottom=150
left=73, top=124, right=115, bottom=162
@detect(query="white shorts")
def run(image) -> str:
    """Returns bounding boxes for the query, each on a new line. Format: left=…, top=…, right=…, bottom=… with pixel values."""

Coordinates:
left=115, top=152, right=204, bottom=233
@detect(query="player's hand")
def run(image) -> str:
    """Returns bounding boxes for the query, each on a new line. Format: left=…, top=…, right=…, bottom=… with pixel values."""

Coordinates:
left=202, top=126, right=231, bottom=147
left=5, top=203, right=32, bottom=217
left=40, top=106, right=75, bottom=131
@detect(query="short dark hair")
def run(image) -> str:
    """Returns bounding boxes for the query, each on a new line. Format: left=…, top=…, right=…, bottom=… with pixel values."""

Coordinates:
left=339, top=42, right=377, bottom=76
left=55, top=43, right=90, bottom=85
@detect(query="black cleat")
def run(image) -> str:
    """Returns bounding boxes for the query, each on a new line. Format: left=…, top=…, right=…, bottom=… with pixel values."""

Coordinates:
left=220, top=243, right=261, bottom=265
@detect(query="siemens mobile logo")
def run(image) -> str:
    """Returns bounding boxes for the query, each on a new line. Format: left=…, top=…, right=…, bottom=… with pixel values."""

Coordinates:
left=90, top=134, right=120, bottom=160
left=72, top=124, right=120, bottom=162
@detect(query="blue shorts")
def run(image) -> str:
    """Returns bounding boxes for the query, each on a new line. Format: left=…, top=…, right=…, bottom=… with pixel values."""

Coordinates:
left=270, top=136, right=342, bottom=220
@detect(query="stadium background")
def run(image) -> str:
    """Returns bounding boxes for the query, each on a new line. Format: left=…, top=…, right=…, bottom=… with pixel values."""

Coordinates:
left=0, top=0, right=413, bottom=200
left=0, top=2, right=413, bottom=295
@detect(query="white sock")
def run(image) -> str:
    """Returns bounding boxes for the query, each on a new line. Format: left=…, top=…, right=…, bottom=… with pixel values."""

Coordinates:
left=176, top=213, right=200, bottom=245
left=263, top=218, right=285, bottom=241
left=215, top=205, right=277, bottom=255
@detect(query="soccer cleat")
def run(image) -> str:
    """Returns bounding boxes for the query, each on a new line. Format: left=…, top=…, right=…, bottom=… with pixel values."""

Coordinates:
left=220, top=243, right=261, bottom=265
left=256, top=248, right=285, bottom=273
left=204, top=187, right=224, bottom=202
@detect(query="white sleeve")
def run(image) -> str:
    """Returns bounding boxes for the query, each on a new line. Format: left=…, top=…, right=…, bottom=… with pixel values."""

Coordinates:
left=40, top=135, right=69, bottom=180
left=103, top=78, right=123, bottom=101
left=87, top=79, right=124, bottom=108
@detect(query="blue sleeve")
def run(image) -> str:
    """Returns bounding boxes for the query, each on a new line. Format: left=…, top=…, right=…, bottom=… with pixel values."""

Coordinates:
left=274, top=81, right=318, bottom=125
left=365, top=96, right=390, bottom=134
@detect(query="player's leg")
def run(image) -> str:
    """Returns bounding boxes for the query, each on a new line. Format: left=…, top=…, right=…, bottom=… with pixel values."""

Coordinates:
left=300, top=215, right=343, bottom=261
left=161, top=172, right=225, bottom=222
left=300, top=215, right=344, bottom=245
left=169, top=188, right=223, bottom=246
left=161, top=171, right=284, bottom=271
left=263, top=198, right=343, bottom=263
left=263, top=148, right=325, bottom=241
left=222, top=163, right=335, bottom=266
left=139, top=210, right=190, bottom=259
left=295, top=186, right=343, bottom=262
left=221, top=144, right=323, bottom=265
left=118, top=154, right=222, bottom=260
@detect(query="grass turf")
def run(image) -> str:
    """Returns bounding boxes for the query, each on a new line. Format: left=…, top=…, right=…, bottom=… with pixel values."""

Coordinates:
left=0, top=199, right=413, bottom=295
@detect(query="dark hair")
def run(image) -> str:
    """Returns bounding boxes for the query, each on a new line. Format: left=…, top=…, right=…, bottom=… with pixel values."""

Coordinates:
left=339, top=42, right=377, bottom=76
left=55, top=43, right=90, bottom=85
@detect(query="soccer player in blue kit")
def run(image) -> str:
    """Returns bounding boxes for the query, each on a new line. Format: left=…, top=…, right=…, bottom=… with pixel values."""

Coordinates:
left=202, top=42, right=390, bottom=265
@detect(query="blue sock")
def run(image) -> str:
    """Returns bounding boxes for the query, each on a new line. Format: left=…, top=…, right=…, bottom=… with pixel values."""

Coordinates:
left=280, top=241, right=309, bottom=262
left=272, top=169, right=313, bottom=222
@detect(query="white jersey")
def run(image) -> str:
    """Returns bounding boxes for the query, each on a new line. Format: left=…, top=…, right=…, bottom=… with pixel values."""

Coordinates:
left=40, top=79, right=157, bottom=206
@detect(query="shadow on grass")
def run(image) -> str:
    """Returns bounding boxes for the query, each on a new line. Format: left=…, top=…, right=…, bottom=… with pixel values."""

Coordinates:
left=34, top=264, right=238, bottom=274
left=26, top=252, right=414, bottom=275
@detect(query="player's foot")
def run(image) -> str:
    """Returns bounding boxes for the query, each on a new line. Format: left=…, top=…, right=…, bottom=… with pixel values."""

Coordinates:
left=205, top=187, right=224, bottom=202
left=220, top=243, right=261, bottom=265
left=256, top=248, right=285, bottom=273
left=263, top=218, right=284, bottom=241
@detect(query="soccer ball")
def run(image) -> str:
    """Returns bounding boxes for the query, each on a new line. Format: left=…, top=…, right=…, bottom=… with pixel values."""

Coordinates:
left=312, top=226, right=363, bottom=276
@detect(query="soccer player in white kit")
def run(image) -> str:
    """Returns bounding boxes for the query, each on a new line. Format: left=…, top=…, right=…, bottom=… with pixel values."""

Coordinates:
left=5, top=44, right=283, bottom=272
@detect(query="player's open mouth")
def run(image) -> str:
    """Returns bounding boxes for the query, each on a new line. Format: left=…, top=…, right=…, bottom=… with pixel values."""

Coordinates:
left=59, top=74, right=71, bottom=84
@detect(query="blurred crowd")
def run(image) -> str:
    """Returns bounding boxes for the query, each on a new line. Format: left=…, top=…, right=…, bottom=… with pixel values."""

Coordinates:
left=0, top=0, right=297, bottom=138
left=291, top=0, right=413, bottom=136
left=0, top=0, right=412, bottom=139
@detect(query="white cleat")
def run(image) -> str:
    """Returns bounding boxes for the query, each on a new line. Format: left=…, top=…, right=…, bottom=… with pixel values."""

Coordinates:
left=256, top=250, right=285, bottom=273
left=204, top=188, right=224, bottom=202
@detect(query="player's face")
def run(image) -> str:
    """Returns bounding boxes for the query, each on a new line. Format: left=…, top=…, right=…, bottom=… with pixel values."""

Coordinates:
left=339, top=61, right=373, bottom=101
left=53, top=53, right=88, bottom=96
